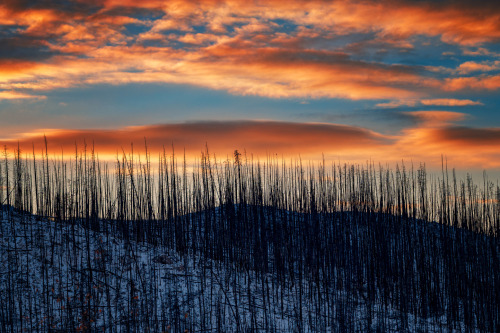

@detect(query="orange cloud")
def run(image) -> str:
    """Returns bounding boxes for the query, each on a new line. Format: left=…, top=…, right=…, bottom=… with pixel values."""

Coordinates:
left=2, top=121, right=391, bottom=161
left=0, top=6, right=60, bottom=30
left=396, top=126, right=500, bottom=169
left=376, top=100, right=417, bottom=108
left=420, top=99, right=483, bottom=106
left=387, top=111, right=500, bottom=169
left=94, top=0, right=500, bottom=46
left=401, top=111, right=468, bottom=126
left=0, top=90, right=46, bottom=100
left=456, top=61, right=500, bottom=74
left=3, top=117, right=500, bottom=170
left=445, top=75, right=500, bottom=91
left=462, top=47, right=499, bottom=57
left=376, top=98, right=483, bottom=108
left=0, top=43, right=434, bottom=99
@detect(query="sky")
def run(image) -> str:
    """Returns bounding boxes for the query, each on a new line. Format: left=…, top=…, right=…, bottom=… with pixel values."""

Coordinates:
left=1, top=0, right=500, bottom=171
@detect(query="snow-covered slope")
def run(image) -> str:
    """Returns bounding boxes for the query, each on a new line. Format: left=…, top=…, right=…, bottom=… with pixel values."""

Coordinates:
left=0, top=206, right=497, bottom=332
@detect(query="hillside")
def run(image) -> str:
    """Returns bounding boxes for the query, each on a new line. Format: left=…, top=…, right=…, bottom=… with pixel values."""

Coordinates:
left=1, top=204, right=498, bottom=332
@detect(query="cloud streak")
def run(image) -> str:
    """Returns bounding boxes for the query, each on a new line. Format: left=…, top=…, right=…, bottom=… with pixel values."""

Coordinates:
left=2, top=121, right=390, bottom=160
left=3, top=116, right=500, bottom=170
left=376, top=98, right=483, bottom=108
left=0, top=90, right=46, bottom=100
left=420, top=99, right=483, bottom=106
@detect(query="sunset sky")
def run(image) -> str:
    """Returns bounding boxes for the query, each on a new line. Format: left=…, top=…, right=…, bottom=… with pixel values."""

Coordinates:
left=1, top=0, right=500, bottom=170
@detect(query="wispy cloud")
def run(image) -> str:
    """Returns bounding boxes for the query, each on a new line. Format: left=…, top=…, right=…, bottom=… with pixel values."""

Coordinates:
left=401, top=111, right=468, bottom=126
left=420, top=99, right=483, bottom=106
left=2, top=120, right=390, bottom=159
left=0, top=90, right=46, bottom=101
left=377, top=98, right=483, bottom=108
left=0, top=45, right=435, bottom=99
left=444, top=75, right=500, bottom=91
left=376, top=100, right=417, bottom=108
left=4, top=115, right=500, bottom=169
left=456, top=61, right=500, bottom=74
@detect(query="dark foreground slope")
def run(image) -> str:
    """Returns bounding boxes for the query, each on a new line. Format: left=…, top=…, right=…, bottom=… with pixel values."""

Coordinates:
left=0, top=204, right=498, bottom=332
